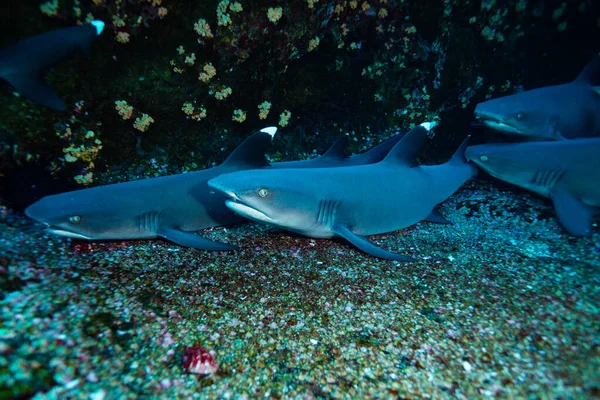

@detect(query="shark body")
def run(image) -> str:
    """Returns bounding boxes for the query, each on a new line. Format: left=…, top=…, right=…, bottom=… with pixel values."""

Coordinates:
left=465, top=139, right=600, bottom=237
left=208, top=127, right=476, bottom=261
left=25, top=128, right=278, bottom=250
left=474, top=56, right=600, bottom=141
left=0, top=21, right=104, bottom=111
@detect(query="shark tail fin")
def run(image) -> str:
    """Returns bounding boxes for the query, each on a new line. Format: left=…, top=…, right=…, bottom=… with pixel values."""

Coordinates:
left=1, top=73, right=66, bottom=111
left=381, top=126, right=428, bottom=166
left=221, top=127, right=276, bottom=169
left=575, top=55, right=600, bottom=86
left=320, top=135, right=348, bottom=160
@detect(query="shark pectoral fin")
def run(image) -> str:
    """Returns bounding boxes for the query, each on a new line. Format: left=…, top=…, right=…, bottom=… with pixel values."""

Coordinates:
left=423, top=209, right=453, bottom=225
left=550, top=191, right=594, bottom=237
left=332, top=224, right=415, bottom=262
left=3, top=74, right=66, bottom=111
left=157, top=226, right=236, bottom=251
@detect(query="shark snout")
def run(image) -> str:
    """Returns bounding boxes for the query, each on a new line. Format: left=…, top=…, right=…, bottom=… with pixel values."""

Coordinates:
left=207, top=177, right=245, bottom=202
left=24, top=201, right=45, bottom=224
left=473, top=107, right=501, bottom=123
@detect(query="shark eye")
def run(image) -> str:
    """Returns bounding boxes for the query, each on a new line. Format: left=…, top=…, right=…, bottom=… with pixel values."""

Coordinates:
left=69, top=215, right=81, bottom=224
left=516, top=112, right=524, bottom=120
left=480, top=155, right=489, bottom=162
left=258, top=188, right=269, bottom=198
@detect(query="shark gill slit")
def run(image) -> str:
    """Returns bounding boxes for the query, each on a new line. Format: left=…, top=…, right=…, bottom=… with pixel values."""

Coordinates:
left=316, top=200, right=341, bottom=226
left=138, top=211, right=162, bottom=232
left=531, top=169, right=565, bottom=188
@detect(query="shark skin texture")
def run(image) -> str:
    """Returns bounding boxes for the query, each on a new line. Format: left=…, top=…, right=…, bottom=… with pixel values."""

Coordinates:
left=25, top=127, right=278, bottom=251
left=208, top=126, right=476, bottom=261
left=465, top=139, right=600, bottom=237
left=0, top=21, right=104, bottom=111
left=474, top=55, right=600, bottom=141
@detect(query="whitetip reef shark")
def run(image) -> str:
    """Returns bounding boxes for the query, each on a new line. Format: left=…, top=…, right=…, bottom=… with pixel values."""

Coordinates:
left=25, top=127, right=278, bottom=251
left=208, top=125, right=476, bottom=261
left=474, top=55, right=600, bottom=141
left=465, top=139, right=600, bottom=237
left=0, top=21, right=105, bottom=111
left=24, top=127, right=426, bottom=251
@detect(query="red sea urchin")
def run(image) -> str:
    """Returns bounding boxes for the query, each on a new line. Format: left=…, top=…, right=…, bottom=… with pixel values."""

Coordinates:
left=182, top=346, right=218, bottom=376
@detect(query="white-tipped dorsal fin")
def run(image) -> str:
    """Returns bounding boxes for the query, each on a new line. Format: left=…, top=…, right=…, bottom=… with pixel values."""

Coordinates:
left=419, top=121, right=438, bottom=132
left=221, top=128, right=274, bottom=168
left=260, top=126, right=277, bottom=137
left=91, top=20, right=105, bottom=35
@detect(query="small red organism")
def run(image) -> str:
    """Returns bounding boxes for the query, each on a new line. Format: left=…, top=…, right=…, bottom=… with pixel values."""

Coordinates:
left=181, top=346, right=218, bottom=376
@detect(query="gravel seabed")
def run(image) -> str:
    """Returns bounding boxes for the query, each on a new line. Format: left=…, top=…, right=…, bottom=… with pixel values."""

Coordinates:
left=1, top=180, right=599, bottom=399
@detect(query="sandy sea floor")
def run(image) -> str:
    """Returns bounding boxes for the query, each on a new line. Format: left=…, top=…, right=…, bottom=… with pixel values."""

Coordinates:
left=0, top=179, right=599, bottom=399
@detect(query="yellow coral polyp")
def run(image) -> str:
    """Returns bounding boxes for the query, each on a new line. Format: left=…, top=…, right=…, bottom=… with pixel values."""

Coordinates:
left=113, top=15, right=126, bottom=28
left=217, top=1, right=233, bottom=26
left=308, top=37, right=320, bottom=52
left=232, top=109, right=247, bottom=123
left=194, top=18, right=214, bottom=38
left=40, top=0, right=59, bottom=17
left=279, top=110, right=292, bottom=127
left=214, top=86, right=232, bottom=100
left=199, top=63, right=217, bottom=82
left=185, top=53, right=196, bottom=65
left=229, top=2, right=243, bottom=12
left=267, top=7, right=283, bottom=23
left=307, top=0, right=319, bottom=9
left=258, top=101, right=271, bottom=119
left=116, top=31, right=130, bottom=43
left=182, top=103, right=207, bottom=121
left=182, top=102, right=195, bottom=115
left=115, top=100, right=134, bottom=120
left=75, top=172, right=94, bottom=185
left=134, top=114, right=155, bottom=132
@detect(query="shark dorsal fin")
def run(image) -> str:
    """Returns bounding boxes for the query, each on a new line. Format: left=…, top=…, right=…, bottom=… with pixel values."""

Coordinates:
left=221, top=127, right=276, bottom=169
left=575, top=55, right=600, bottom=86
left=381, top=126, right=428, bottom=166
left=353, top=133, right=405, bottom=164
left=320, top=135, right=349, bottom=160
left=449, top=135, right=472, bottom=164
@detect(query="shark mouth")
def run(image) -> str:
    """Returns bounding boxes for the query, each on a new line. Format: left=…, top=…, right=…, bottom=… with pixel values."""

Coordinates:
left=48, top=228, right=91, bottom=240
left=210, top=183, right=275, bottom=223
left=47, top=227, right=91, bottom=240
left=224, top=199, right=274, bottom=223
left=474, top=111, right=523, bottom=135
